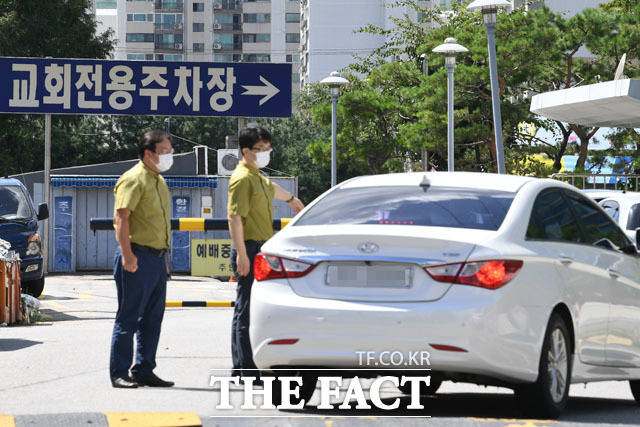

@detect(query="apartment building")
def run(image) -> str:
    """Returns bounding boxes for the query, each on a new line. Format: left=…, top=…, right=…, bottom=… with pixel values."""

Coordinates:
left=94, top=0, right=301, bottom=92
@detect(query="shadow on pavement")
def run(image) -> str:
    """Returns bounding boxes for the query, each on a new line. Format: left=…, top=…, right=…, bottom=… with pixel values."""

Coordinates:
left=279, top=391, right=640, bottom=423
left=0, top=338, right=43, bottom=352
left=40, top=308, right=114, bottom=322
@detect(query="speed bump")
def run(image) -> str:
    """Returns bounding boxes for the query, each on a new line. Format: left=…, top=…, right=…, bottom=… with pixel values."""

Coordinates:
left=0, top=415, right=15, bottom=427
left=105, top=412, right=201, bottom=427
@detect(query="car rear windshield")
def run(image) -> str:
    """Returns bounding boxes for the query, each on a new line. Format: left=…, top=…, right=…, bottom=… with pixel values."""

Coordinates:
left=295, top=186, right=514, bottom=230
left=0, top=186, right=33, bottom=220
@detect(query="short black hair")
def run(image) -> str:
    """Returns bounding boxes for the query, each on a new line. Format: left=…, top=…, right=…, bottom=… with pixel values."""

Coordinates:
left=239, top=126, right=271, bottom=152
left=138, top=130, right=170, bottom=159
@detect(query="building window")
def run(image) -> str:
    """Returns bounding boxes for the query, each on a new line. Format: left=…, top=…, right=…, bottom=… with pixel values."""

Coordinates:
left=242, top=33, right=270, bottom=43
left=97, top=1, right=117, bottom=8
left=243, top=13, right=270, bottom=23
left=127, top=13, right=154, bottom=22
left=285, top=13, right=300, bottom=23
left=215, top=53, right=242, bottom=62
left=292, top=73, right=300, bottom=83
left=155, top=33, right=183, bottom=49
left=127, top=54, right=147, bottom=60
left=285, top=33, right=300, bottom=43
left=286, top=54, right=300, bottom=62
left=193, top=22, right=205, bottom=32
left=193, top=3, right=204, bottom=12
left=244, top=0, right=270, bottom=2
left=193, top=43, right=205, bottom=52
left=243, top=53, right=270, bottom=62
left=126, top=33, right=154, bottom=43
left=417, top=12, right=431, bottom=22
left=155, top=13, right=183, bottom=30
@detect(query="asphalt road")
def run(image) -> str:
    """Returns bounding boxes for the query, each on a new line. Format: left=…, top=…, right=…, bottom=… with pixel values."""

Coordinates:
left=0, top=273, right=639, bottom=427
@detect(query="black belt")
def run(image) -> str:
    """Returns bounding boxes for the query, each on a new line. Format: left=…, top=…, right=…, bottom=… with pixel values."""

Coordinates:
left=131, top=243, right=167, bottom=257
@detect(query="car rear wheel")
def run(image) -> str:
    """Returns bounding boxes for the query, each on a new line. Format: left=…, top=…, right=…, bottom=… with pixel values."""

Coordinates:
left=515, top=313, right=572, bottom=418
left=22, top=277, right=44, bottom=298
left=397, top=376, right=442, bottom=395
left=629, top=380, right=640, bottom=404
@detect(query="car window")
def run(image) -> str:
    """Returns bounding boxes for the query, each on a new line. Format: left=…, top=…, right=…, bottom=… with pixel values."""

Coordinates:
left=626, top=203, right=640, bottom=230
left=295, top=186, right=514, bottom=231
left=0, top=186, right=32, bottom=220
left=600, top=200, right=620, bottom=222
left=565, top=191, right=630, bottom=250
left=526, top=189, right=582, bottom=243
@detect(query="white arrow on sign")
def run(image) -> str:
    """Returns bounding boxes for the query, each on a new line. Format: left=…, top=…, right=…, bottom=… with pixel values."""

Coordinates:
left=241, top=76, right=280, bottom=106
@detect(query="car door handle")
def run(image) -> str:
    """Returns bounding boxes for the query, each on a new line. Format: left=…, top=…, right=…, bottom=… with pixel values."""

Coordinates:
left=559, top=255, right=573, bottom=265
left=608, top=268, right=620, bottom=278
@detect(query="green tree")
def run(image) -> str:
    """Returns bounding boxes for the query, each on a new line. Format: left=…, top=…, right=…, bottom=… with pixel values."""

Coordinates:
left=0, top=0, right=115, bottom=175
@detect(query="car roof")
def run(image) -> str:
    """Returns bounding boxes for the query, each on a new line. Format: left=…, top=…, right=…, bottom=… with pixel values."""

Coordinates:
left=0, top=177, right=24, bottom=187
left=339, top=171, right=538, bottom=193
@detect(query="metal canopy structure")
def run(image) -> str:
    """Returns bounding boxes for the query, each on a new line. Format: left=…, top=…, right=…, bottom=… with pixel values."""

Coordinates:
left=530, top=79, right=640, bottom=128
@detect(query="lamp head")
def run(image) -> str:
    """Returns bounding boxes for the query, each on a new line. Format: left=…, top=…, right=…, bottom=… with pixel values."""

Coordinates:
left=467, top=0, right=510, bottom=25
left=320, top=71, right=349, bottom=88
left=433, top=38, right=468, bottom=66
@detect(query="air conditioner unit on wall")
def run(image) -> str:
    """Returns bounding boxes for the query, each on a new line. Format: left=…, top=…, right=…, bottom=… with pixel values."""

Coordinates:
left=174, top=43, right=183, bottom=49
left=213, top=23, right=222, bottom=30
left=213, top=3, right=222, bottom=9
left=174, top=23, right=183, bottom=30
left=213, top=43, right=222, bottom=49
left=217, top=149, right=239, bottom=175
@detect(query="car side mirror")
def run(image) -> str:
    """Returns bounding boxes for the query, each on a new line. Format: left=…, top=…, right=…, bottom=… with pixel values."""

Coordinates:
left=37, top=203, right=49, bottom=221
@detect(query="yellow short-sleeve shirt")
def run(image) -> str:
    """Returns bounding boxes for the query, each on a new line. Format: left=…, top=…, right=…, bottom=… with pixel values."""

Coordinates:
left=113, top=161, right=171, bottom=249
left=227, top=162, right=275, bottom=242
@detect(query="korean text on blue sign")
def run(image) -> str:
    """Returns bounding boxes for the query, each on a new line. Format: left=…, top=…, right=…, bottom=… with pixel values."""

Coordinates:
left=0, top=57, right=292, bottom=117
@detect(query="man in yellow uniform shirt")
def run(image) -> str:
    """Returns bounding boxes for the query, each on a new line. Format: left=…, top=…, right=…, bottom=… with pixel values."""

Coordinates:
left=110, top=130, right=174, bottom=389
left=227, top=127, right=304, bottom=380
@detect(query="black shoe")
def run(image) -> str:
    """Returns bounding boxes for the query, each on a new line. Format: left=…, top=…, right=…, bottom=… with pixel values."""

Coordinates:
left=112, top=377, right=139, bottom=388
left=130, top=373, right=174, bottom=387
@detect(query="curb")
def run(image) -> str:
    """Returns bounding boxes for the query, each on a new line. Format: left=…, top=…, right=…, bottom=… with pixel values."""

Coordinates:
left=166, top=301, right=234, bottom=308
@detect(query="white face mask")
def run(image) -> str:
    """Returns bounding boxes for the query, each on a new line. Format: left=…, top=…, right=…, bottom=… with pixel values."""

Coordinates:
left=154, top=152, right=173, bottom=172
left=254, top=150, right=271, bottom=169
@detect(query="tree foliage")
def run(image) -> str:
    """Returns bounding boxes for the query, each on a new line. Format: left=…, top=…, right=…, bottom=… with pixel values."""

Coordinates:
left=302, top=0, right=640, bottom=178
left=0, top=0, right=115, bottom=175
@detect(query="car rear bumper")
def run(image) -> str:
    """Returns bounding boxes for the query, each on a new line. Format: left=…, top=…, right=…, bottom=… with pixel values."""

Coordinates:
left=250, top=280, right=549, bottom=384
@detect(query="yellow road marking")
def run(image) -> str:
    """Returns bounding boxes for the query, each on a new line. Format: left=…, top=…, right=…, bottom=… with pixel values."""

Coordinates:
left=468, top=418, right=556, bottom=426
left=105, top=412, right=201, bottom=427
left=0, top=415, right=15, bottom=427
left=44, top=301, right=71, bottom=311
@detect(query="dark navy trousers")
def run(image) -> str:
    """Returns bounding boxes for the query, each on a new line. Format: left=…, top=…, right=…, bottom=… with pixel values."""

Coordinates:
left=110, top=246, right=167, bottom=381
left=230, top=240, right=264, bottom=378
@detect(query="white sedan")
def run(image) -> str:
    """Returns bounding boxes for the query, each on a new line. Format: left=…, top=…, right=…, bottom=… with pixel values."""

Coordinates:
left=597, top=192, right=640, bottom=243
left=249, top=172, right=640, bottom=417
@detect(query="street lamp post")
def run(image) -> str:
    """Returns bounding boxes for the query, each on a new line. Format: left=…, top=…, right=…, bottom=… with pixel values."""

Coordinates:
left=433, top=38, right=468, bottom=172
left=320, top=71, right=349, bottom=187
left=468, top=0, right=510, bottom=174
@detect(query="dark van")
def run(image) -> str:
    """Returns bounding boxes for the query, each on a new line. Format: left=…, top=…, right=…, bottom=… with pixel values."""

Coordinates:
left=0, top=178, right=48, bottom=297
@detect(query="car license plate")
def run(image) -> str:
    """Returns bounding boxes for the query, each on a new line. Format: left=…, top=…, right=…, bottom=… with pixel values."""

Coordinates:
left=325, top=263, right=413, bottom=288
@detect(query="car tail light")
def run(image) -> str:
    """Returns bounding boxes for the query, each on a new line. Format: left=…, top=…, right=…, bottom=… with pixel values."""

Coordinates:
left=425, top=260, right=523, bottom=290
left=254, top=253, right=315, bottom=281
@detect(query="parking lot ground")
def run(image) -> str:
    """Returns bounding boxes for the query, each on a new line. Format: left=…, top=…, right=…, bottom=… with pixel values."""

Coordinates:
left=0, top=273, right=639, bottom=426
